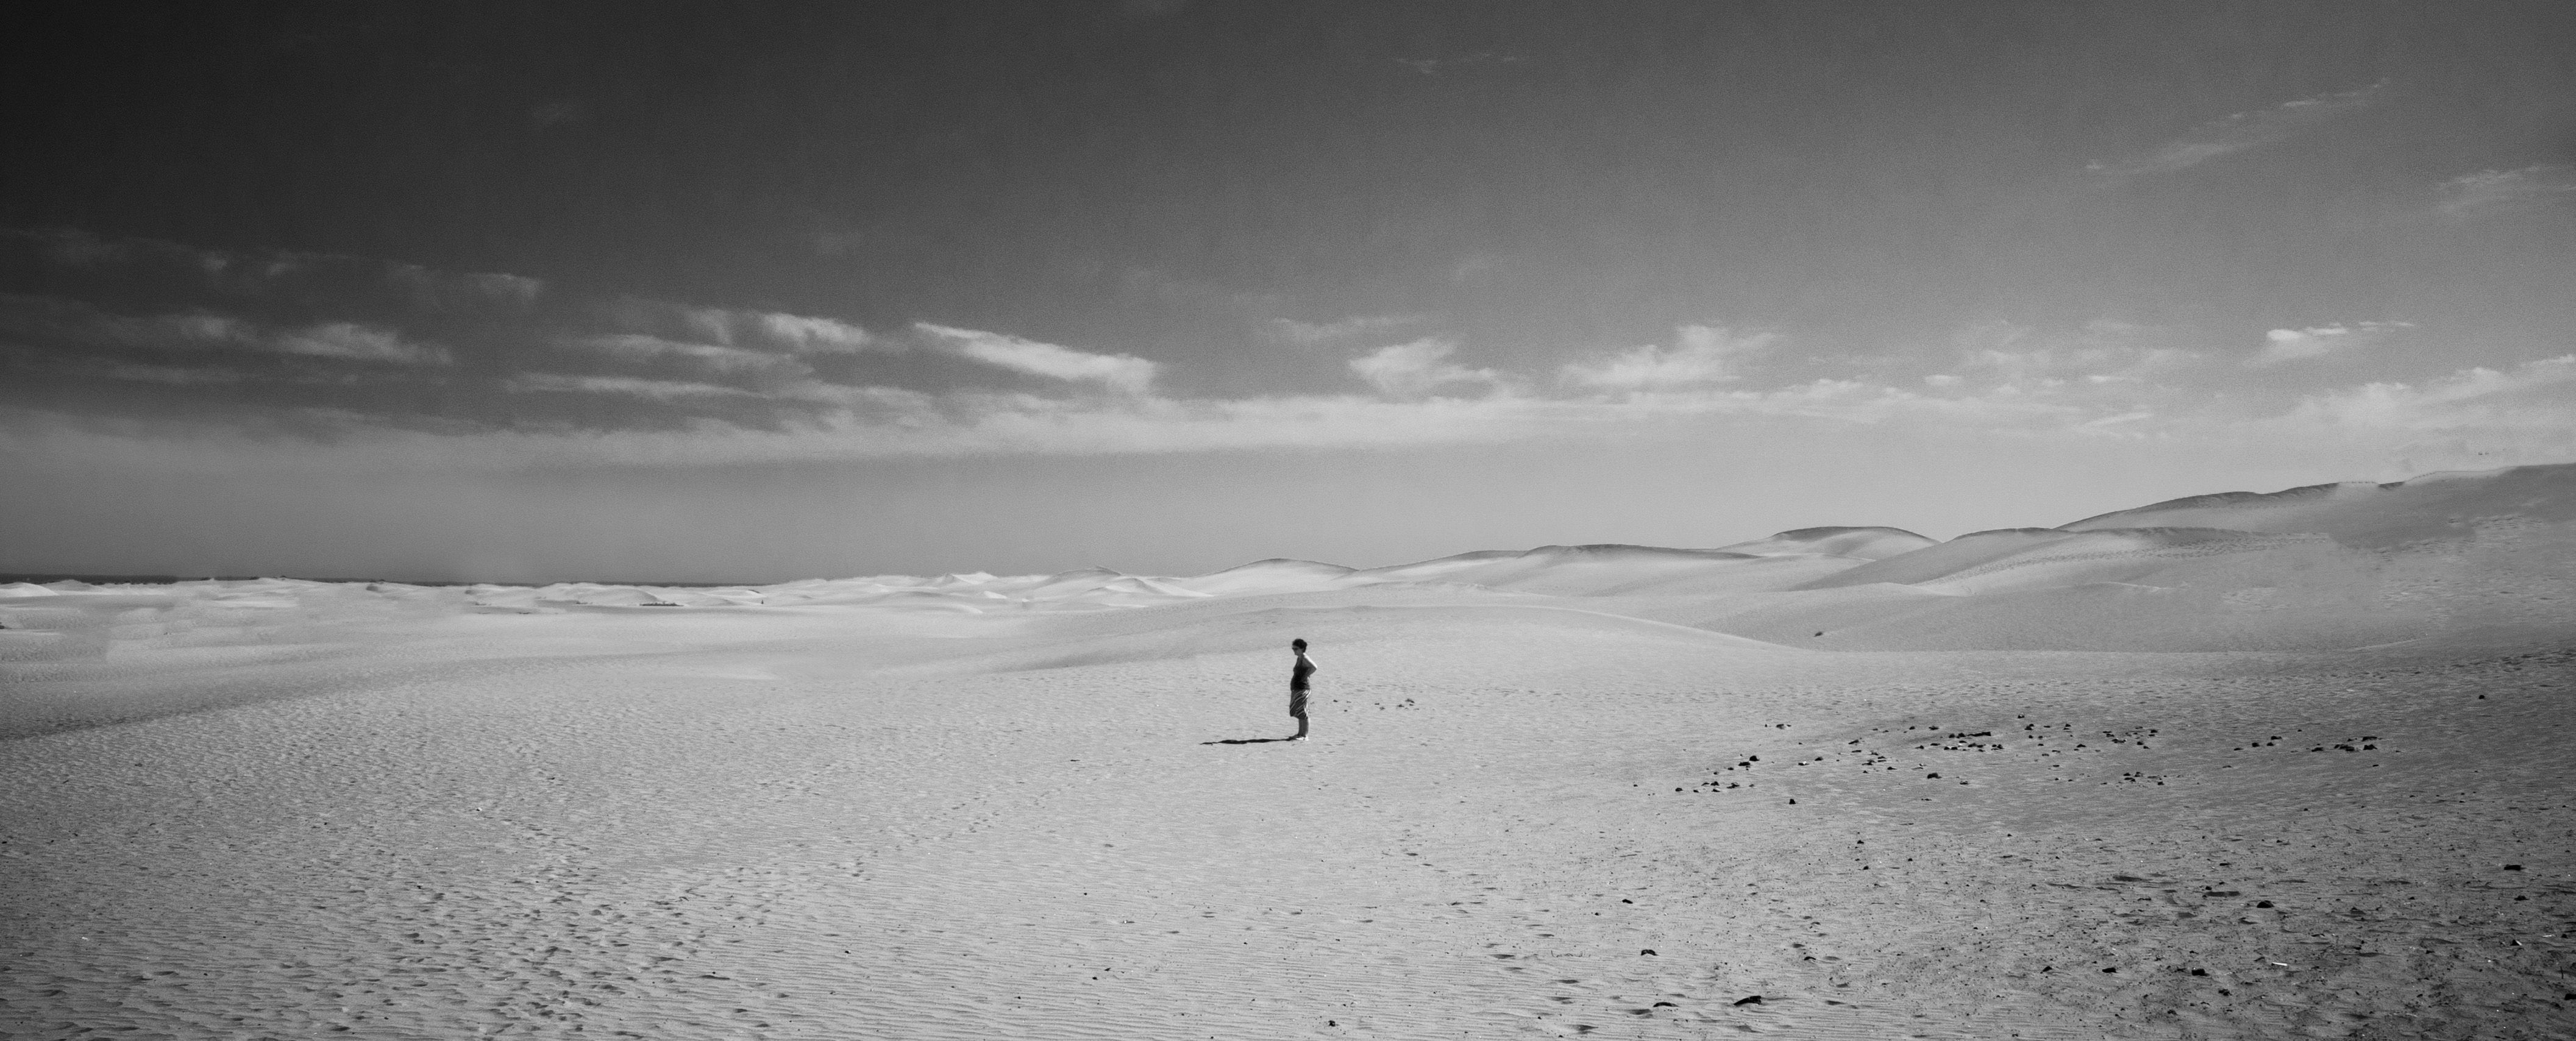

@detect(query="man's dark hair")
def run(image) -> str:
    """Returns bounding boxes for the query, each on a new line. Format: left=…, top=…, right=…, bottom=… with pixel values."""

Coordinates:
left=1292, top=638, right=1308, bottom=651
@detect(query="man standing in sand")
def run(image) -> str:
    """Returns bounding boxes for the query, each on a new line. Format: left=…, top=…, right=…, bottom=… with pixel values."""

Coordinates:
left=1289, top=638, right=1317, bottom=741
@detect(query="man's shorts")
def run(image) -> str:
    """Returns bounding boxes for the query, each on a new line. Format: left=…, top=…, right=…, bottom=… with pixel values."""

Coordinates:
left=1289, top=689, right=1308, bottom=717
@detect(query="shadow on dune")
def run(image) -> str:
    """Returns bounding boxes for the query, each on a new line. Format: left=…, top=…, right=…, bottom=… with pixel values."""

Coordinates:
left=1201, top=736, right=1298, bottom=745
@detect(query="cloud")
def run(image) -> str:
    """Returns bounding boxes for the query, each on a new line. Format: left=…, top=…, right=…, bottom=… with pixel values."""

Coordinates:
left=101, top=311, right=255, bottom=349
left=2285, top=355, right=2576, bottom=431
left=7, top=228, right=550, bottom=311
left=2436, top=165, right=2576, bottom=219
left=503, top=373, right=762, bottom=401
left=8, top=227, right=171, bottom=268
left=1561, top=325, right=1776, bottom=389
left=502, top=370, right=955, bottom=422
left=275, top=322, right=452, bottom=365
left=558, top=334, right=814, bottom=379
left=9, top=229, right=888, bottom=367
left=386, top=263, right=544, bottom=309
left=603, top=298, right=881, bottom=354
left=1, top=230, right=891, bottom=416
left=104, top=364, right=245, bottom=386
left=0, top=371, right=2119, bottom=477
left=6, top=224, right=2567, bottom=478
left=0, top=293, right=449, bottom=366
left=2089, top=83, right=2385, bottom=178
left=13, top=339, right=2575, bottom=478
left=1266, top=314, right=1423, bottom=345
left=756, top=312, right=875, bottom=352
left=0, top=292, right=233, bottom=351
left=2265, top=355, right=2576, bottom=470
left=2250, top=321, right=2412, bottom=366
left=1951, top=319, right=2204, bottom=391
left=914, top=324, right=1159, bottom=394
left=1348, top=338, right=1504, bottom=397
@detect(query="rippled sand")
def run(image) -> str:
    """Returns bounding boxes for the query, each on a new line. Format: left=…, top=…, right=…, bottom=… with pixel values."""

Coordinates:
left=5, top=591, right=2571, bottom=1039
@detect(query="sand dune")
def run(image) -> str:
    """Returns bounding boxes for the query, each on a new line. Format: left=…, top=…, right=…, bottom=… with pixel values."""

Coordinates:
left=5, top=463, right=2574, bottom=1038
left=1350, top=544, right=1841, bottom=598
left=1168, top=559, right=1359, bottom=597
left=1712, top=525, right=1937, bottom=560
left=5, top=460, right=2570, bottom=681
left=1793, top=527, right=2083, bottom=590
left=2062, top=461, right=2576, bottom=548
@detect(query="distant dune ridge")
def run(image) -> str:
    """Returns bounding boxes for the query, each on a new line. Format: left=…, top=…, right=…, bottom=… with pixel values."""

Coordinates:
left=1710, top=525, right=1937, bottom=560
left=4, top=462, right=2571, bottom=668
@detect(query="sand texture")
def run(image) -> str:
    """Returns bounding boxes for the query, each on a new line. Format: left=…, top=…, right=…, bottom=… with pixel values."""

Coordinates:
left=5, top=463, right=2575, bottom=1039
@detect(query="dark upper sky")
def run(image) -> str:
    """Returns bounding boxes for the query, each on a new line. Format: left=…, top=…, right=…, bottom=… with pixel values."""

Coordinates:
left=4, top=1, right=2572, bottom=581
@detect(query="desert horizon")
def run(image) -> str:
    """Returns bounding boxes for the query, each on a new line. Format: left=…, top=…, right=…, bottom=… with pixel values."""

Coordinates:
left=7, top=460, right=2564, bottom=597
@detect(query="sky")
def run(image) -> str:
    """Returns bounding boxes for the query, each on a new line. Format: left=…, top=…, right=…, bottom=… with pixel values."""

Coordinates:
left=3, top=1, right=2573, bottom=583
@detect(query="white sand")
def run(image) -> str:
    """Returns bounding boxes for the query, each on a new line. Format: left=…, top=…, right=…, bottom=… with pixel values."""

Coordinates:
left=5, top=463, right=2575, bottom=1039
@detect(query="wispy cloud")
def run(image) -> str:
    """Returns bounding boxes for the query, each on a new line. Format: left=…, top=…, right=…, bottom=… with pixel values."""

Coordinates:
left=0, top=293, right=451, bottom=366
left=503, top=373, right=763, bottom=401
left=597, top=299, right=881, bottom=354
left=914, top=323, right=1159, bottom=394
left=757, top=313, right=876, bottom=352
left=12, top=338, right=2574, bottom=482
left=557, top=334, right=816, bottom=379
left=1348, top=338, right=1505, bottom=397
left=1560, top=325, right=1776, bottom=390
left=2435, top=164, right=2576, bottom=219
left=386, top=264, right=544, bottom=309
left=2285, top=355, right=2576, bottom=430
left=2089, top=82, right=2386, bottom=178
left=7, top=228, right=549, bottom=310
left=1265, top=313, right=1423, bottom=345
left=2269, top=355, right=2576, bottom=469
left=93, top=311, right=252, bottom=349
left=1943, top=318, right=2204, bottom=393
left=2250, top=321, right=2412, bottom=366
left=275, top=322, right=452, bottom=365
left=104, top=363, right=245, bottom=386
left=6, top=229, right=2569, bottom=484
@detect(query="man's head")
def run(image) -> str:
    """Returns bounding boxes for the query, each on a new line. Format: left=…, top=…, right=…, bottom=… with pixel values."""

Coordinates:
left=1292, top=638, right=1308, bottom=653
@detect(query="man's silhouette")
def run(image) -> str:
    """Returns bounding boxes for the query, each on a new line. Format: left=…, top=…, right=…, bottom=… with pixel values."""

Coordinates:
left=1288, top=638, right=1317, bottom=740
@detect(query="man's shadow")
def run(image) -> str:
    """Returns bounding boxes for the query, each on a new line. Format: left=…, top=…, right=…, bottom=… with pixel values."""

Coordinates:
left=1201, top=736, right=1296, bottom=745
